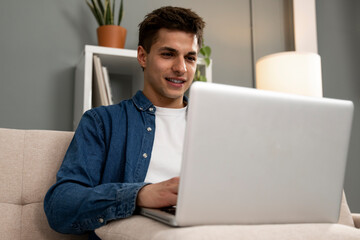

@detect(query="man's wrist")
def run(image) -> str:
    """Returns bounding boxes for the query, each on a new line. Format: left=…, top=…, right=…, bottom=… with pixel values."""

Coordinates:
left=136, top=183, right=152, bottom=207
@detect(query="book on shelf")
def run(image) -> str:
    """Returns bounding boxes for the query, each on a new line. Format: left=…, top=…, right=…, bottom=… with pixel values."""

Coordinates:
left=92, top=55, right=113, bottom=107
left=102, top=66, right=113, bottom=105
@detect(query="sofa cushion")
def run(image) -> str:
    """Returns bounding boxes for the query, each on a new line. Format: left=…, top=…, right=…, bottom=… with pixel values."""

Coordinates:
left=22, top=202, right=88, bottom=240
left=353, top=214, right=360, bottom=228
left=0, top=128, right=88, bottom=240
left=95, top=215, right=360, bottom=240
left=0, top=203, right=22, bottom=239
left=0, top=128, right=25, bottom=204
left=22, top=129, right=73, bottom=204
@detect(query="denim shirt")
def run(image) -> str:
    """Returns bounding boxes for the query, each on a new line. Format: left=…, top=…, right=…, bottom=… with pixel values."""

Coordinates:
left=44, top=91, right=159, bottom=235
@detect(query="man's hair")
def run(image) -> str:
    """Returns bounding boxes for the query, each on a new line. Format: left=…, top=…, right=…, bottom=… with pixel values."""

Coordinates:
left=138, top=6, right=205, bottom=53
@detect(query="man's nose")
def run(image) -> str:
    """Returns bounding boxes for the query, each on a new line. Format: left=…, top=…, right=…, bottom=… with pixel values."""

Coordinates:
left=172, top=57, right=187, bottom=74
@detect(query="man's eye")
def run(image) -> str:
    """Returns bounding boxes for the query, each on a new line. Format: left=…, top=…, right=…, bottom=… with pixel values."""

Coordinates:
left=186, top=56, right=197, bottom=62
left=161, top=52, right=173, bottom=57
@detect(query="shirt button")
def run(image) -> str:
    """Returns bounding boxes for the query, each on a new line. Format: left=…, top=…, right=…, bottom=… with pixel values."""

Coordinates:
left=149, top=107, right=154, bottom=112
left=147, top=127, right=152, bottom=132
left=98, top=218, right=104, bottom=224
left=143, top=153, right=148, bottom=158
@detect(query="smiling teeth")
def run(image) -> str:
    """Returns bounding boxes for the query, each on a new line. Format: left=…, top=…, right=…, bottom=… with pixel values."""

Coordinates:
left=167, top=78, right=184, bottom=84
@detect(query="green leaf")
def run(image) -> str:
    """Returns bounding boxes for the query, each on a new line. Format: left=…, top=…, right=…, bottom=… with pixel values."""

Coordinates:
left=199, top=75, right=207, bottom=82
left=111, top=0, right=115, bottom=25
left=118, top=0, right=123, bottom=25
left=86, top=0, right=124, bottom=26
left=104, top=0, right=112, bottom=25
left=203, top=46, right=211, bottom=57
left=204, top=58, right=210, bottom=67
left=200, top=47, right=206, bottom=57
left=200, top=46, right=211, bottom=58
left=89, top=0, right=104, bottom=25
left=96, top=0, right=105, bottom=15
left=86, top=1, right=99, bottom=24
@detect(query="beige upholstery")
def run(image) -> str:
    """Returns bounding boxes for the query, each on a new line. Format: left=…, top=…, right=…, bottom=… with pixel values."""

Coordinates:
left=0, top=128, right=359, bottom=240
left=353, top=214, right=360, bottom=229
left=96, top=193, right=360, bottom=240
left=96, top=215, right=360, bottom=240
left=96, top=195, right=360, bottom=240
left=0, top=128, right=87, bottom=240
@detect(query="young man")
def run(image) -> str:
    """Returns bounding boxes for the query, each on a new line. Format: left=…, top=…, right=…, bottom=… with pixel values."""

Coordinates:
left=44, top=6, right=205, bottom=239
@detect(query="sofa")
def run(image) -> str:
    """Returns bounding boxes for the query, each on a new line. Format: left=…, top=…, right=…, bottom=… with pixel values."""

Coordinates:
left=0, top=128, right=359, bottom=240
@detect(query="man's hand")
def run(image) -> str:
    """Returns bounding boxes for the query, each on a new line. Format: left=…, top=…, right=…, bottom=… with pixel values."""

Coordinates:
left=136, top=177, right=179, bottom=208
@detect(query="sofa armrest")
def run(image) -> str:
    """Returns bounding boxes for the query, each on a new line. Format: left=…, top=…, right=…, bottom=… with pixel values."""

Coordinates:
left=353, top=214, right=360, bottom=228
left=96, top=215, right=360, bottom=240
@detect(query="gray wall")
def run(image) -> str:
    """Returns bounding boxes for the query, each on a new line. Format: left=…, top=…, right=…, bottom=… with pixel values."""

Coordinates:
left=0, top=0, right=359, bottom=211
left=316, top=0, right=360, bottom=212
left=0, top=0, right=289, bottom=130
left=0, top=1, right=97, bottom=130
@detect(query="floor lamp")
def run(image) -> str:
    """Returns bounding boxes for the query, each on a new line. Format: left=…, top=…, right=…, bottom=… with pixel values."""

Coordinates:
left=255, top=51, right=323, bottom=98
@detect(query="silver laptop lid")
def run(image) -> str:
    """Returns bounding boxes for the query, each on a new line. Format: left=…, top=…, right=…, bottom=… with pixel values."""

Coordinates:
left=176, top=82, right=353, bottom=226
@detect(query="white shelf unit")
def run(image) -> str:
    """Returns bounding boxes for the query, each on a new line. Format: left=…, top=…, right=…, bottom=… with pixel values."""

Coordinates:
left=73, top=45, right=212, bottom=129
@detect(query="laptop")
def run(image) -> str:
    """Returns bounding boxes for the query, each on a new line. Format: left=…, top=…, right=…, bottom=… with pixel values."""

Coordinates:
left=140, top=81, right=354, bottom=227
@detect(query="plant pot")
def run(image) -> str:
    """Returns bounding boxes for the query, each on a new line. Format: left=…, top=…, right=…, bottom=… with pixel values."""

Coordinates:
left=97, top=25, right=127, bottom=48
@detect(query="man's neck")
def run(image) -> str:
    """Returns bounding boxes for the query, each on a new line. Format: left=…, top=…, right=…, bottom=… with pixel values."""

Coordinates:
left=142, top=91, right=185, bottom=109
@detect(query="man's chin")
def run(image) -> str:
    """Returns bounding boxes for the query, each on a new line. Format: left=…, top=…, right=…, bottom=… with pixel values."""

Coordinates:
left=166, top=88, right=188, bottom=98
left=161, top=91, right=186, bottom=102
left=165, top=93, right=184, bottom=101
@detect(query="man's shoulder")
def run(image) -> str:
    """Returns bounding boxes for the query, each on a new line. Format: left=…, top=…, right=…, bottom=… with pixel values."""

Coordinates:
left=90, top=98, right=133, bottom=116
left=80, top=99, right=137, bottom=132
left=85, top=91, right=151, bottom=121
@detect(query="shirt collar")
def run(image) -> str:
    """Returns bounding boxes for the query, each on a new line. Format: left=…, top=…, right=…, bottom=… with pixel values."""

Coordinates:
left=132, top=91, right=189, bottom=112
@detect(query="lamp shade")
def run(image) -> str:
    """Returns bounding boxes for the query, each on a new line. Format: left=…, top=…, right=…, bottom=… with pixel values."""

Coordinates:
left=256, top=52, right=323, bottom=97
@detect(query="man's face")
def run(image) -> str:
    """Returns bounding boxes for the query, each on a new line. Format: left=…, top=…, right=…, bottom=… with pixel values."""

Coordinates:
left=138, top=28, right=199, bottom=108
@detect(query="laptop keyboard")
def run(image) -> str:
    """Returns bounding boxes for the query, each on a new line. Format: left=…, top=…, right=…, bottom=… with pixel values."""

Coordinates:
left=160, top=206, right=176, bottom=215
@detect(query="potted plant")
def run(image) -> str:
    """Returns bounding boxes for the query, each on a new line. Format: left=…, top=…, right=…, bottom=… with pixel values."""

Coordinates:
left=86, top=0, right=126, bottom=48
left=194, top=43, right=211, bottom=82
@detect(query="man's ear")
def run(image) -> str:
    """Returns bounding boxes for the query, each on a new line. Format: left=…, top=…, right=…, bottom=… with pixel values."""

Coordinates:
left=137, top=46, right=147, bottom=69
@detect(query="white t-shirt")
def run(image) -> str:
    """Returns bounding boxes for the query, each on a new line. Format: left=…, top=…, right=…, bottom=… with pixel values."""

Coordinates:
left=144, top=106, right=187, bottom=183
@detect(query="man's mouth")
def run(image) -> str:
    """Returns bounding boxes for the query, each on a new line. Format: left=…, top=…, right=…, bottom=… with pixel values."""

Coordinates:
left=165, top=78, right=186, bottom=84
